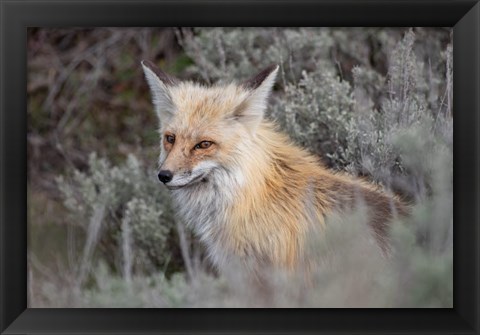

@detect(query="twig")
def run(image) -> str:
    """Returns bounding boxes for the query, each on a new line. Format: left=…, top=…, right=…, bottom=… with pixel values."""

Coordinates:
left=175, top=220, right=195, bottom=281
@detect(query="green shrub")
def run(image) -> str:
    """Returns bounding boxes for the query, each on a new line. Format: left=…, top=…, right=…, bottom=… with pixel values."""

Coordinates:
left=56, top=153, right=178, bottom=279
left=177, top=27, right=334, bottom=84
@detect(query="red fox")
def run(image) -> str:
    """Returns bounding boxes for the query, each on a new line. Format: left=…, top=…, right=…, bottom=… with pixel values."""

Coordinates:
left=141, top=60, right=408, bottom=278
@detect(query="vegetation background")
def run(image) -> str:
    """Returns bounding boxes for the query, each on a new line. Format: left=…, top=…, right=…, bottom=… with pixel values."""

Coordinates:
left=27, top=27, right=453, bottom=307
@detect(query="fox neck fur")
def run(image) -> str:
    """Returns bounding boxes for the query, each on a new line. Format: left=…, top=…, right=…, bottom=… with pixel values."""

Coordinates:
left=171, top=120, right=330, bottom=273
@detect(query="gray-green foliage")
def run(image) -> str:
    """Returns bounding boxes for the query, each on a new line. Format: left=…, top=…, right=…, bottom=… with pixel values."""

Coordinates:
left=272, top=67, right=355, bottom=167
left=80, top=263, right=189, bottom=308
left=35, top=261, right=190, bottom=308
left=177, top=27, right=334, bottom=85
left=271, top=29, right=453, bottom=196
left=57, top=153, right=175, bottom=276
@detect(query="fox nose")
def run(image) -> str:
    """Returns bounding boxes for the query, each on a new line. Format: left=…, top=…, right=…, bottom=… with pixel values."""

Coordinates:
left=158, top=170, right=173, bottom=184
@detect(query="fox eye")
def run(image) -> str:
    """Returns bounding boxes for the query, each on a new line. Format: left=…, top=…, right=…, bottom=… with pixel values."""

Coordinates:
left=194, top=141, right=213, bottom=150
left=165, top=134, right=175, bottom=144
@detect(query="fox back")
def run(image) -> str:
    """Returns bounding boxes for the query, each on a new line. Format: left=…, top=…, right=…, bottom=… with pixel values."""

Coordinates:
left=141, top=61, right=408, bottom=277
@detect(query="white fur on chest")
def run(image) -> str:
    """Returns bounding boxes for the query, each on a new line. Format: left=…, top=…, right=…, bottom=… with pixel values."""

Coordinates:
left=170, top=167, right=245, bottom=271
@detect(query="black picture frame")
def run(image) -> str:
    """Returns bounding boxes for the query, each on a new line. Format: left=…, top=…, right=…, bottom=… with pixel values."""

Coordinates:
left=1, top=0, right=479, bottom=334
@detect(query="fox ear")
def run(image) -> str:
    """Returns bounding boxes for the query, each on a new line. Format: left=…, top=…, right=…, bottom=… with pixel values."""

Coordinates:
left=235, top=65, right=279, bottom=131
left=141, top=60, right=179, bottom=121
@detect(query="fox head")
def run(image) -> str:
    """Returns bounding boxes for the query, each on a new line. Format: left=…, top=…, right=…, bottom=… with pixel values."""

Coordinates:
left=141, top=60, right=279, bottom=190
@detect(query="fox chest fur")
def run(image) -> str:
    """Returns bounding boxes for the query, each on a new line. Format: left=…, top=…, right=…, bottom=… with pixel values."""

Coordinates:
left=169, top=144, right=323, bottom=273
left=141, top=61, right=407, bottom=276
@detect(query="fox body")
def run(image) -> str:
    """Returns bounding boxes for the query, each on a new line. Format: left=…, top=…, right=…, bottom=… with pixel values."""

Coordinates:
left=142, top=61, right=407, bottom=277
